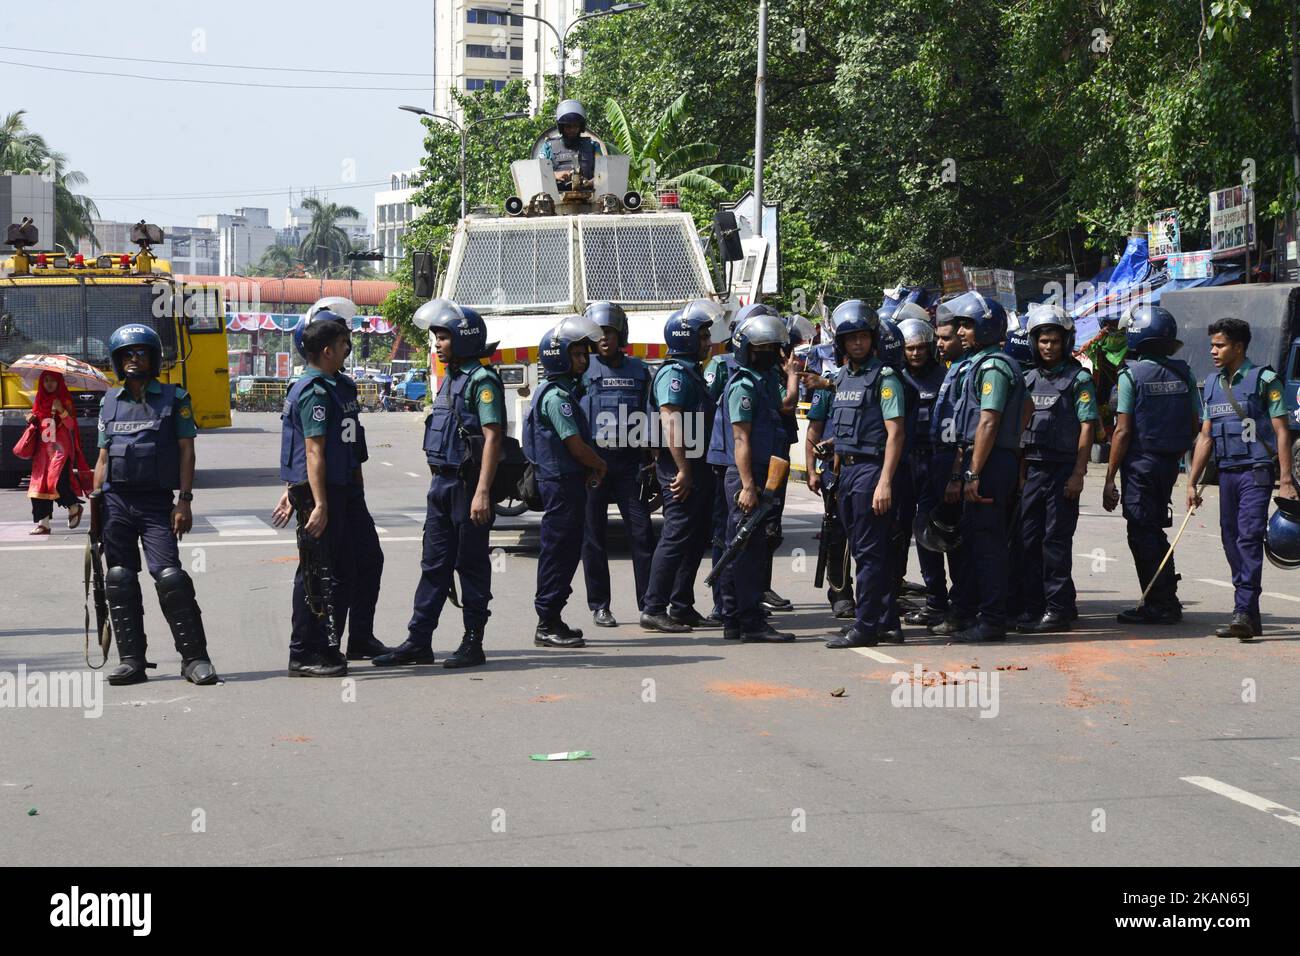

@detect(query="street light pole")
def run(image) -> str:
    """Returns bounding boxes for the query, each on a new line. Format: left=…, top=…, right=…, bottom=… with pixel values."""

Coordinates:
left=399, top=106, right=528, bottom=219
left=754, top=0, right=768, bottom=241
left=511, top=4, right=646, bottom=104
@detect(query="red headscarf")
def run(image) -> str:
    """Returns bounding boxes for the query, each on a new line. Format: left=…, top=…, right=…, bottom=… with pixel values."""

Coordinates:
left=31, top=370, right=76, bottom=422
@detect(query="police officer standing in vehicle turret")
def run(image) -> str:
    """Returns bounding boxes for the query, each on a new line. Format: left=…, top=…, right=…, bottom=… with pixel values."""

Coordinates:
left=374, top=300, right=505, bottom=669
left=716, top=312, right=796, bottom=642
left=581, top=301, right=654, bottom=628
left=525, top=315, right=608, bottom=648
left=542, top=100, right=602, bottom=191
left=273, top=310, right=389, bottom=676
left=1186, top=317, right=1297, bottom=640
left=93, top=325, right=218, bottom=686
left=640, top=300, right=720, bottom=632
left=943, top=292, right=1030, bottom=643
left=1102, top=305, right=1201, bottom=625
left=1017, top=306, right=1097, bottom=634
left=896, top=308, right=950, bottom=626
left=821, top=301, right=907, bottom=649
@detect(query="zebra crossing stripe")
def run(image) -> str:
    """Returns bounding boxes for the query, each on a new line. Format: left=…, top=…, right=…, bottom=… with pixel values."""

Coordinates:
left=206, top=515, right=277, bottom=537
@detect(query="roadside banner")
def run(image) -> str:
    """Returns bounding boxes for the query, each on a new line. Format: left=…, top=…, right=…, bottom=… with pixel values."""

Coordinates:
left=1147, top=208, right=1180, bottom=260
left=1166, top=250, right=1212, bottom=280
left=941, top=257, right=967, bottom=295
left=1209, top=185, right=1254, bottom=257
left=994, top=269, right=1017, bottom=311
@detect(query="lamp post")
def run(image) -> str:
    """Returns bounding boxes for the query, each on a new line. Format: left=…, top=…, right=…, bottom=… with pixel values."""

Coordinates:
left=399, top=106, right=528, bottom=218
left=508, top=2, right=646, bottom=100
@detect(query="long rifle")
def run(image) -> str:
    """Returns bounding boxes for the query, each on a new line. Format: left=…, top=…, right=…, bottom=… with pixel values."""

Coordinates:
left=705, top=457, right=791, bottom=588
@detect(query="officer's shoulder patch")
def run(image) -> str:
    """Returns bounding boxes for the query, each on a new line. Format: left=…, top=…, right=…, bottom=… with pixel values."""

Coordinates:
left=1270, top=388, right=1283, bottom=403
left=311, top=406, right=327, bottom=422
left=982, top=380, right=994, bottom=395
left=479, top=387, right=496, bottom=405
left=811, top=391, right=822, bottom=404
left=739, top=395, right=752, bottom=410
left=311, top=383, right=328, bottom=396
left=704, top=369, right=716, bottom=384
left=179, top=405, right=192, bottom=418
left=1079, top=390, right=1092, bottom=404
left=668, top=375, right=682, bottom=392
left=880, top=385, right=894, bottom=400
left=559, top=401, right=573, bottom=418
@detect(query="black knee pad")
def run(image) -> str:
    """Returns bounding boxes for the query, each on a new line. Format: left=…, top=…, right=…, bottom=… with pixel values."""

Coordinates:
left=154, top=566, right=196, bottom=608
left=105, top=566, right=141, bottom=599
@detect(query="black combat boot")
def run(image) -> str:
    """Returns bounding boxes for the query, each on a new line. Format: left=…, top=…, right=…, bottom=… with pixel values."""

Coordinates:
left=535, top=619, right=585, bottom=648
left=155, top=568, right=218, bottom=685
left=346, top=635, right=392, bottom=661
left=106, top=567, right=154, bottom=686
left=372, top=640, right=436, bottom=666
left=444, top=628, right=487, bottom=668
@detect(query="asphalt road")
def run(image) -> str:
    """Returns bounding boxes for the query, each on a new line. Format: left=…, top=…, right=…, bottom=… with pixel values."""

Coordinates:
left=1, top=411, right=1297, bottom=866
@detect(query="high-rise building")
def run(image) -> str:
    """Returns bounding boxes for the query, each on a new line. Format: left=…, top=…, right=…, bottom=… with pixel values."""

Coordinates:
left=374, top=169, right=425, bottom=275
left=77, top=220, right=217, bottom=275
left=434, top=1, right=526, bottom=121
left=198, top=208, right=277, bottom=276
left=0, top=174, right=55, bottom=249
left=520, top=0, right=604, bottom=113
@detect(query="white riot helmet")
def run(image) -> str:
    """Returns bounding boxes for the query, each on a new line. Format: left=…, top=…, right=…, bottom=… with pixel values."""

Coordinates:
left=308, top=296, right=357, bottom=322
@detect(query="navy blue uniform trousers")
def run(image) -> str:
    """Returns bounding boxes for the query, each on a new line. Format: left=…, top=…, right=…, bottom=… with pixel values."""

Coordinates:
left=838, top=458, right=893, bottom=636
left=407, top=470, right=495, bottom=644
left=951, top=447, right=1017, bottom=630
left=102, top=489, right=181, bottom=577
left=1119, top=451, right=1182, bottom=610
left=535, top=473, right=587, bottom=620
left=718, top=465, right=768, bottom=629
left=1020, top=459, right=1080, bottom=617
left=582, top=452, right=655, bottom=611
left=1218, top=465, right=1272, bottom=617
left=643, top=457, right=714, bottom=615
left=710, top=465, right=728, bottom=614
left=290, top=483, right=384, bottom=657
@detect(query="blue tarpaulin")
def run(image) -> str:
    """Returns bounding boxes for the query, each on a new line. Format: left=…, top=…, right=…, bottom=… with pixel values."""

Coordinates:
left=1071, top=236, right=1156, bottom=341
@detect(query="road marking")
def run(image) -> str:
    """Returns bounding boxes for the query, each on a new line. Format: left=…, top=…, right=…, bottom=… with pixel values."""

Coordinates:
left=402, top=512, right=427, bottom=524
left=0, top=536, right=427, bottom=553
left=850, top=647, right=901, bottom=664
left=207, top=515, right=277, bottom=537
left=1075, top=551, right=1121, bottom=563
left=382, top=461, right=393, bottom=467
left=1180, top=776, right=1300, bottom=829
left=405, top=472, right=420, bottom=478
left=1197, top=578, right=1234, bottom=589
left=1263, top=591, right=1300, bottom=603
left=374, top=527, right=389, bottom=534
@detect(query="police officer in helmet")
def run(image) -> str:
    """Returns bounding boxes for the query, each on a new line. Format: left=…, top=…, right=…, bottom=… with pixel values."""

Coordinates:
left=273, top=309, right=389, bottom=676
left=1102, top=305, right=1201, bottom=625
left=641, top=300, right=721, bottom=632
left=542, top=100, right=602, bottom=191
left=715, top=311, right=796, bottom=642
left=93, top=324, right=218, bottom=686
left=1017, top=305, right=1097, bottom=633
left=821, top=300, right=908, bottom=648
left=1186, top=317, right=1297, bottom=640
left=524, top=315, right=607, bottom=647
left=581, top=301, right=655, bottom=628
left=942, top=291, right=1030, bottom=642
left=375, top=299, right=506, bottom=668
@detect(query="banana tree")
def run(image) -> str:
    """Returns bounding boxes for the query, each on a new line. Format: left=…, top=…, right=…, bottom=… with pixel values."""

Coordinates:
left=602, top=94, right=746, bottom=200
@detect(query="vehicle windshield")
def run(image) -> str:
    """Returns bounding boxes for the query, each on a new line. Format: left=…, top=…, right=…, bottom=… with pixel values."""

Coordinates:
left=0, top=282, right=179, bottom=366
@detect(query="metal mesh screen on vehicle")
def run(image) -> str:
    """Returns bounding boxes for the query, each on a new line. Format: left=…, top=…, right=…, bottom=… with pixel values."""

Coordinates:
left=0, top=280, right=179, bottom=366
left=449, top=220, right=573, bottom=311
left=580, top=217, right=711, bottom=306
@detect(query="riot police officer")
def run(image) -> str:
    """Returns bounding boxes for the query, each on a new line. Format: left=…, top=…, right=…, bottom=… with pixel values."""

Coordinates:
left=542, top=100, right=602, bottom=191
left=581, top=301, right=654, bottom=628
left=274, top=310, right=388, bottom=676
left=1102, top=305, right=1200, bottom=624
left=896, top=311, right=949, bottom=626
left=943, top=292, right=1029, bottom=642
left=1187, top=317, right=1297, bottom=640
left=715, top=312, right=795, bottom=642
left=93, top=325, right=218, bottom=686
left=524, top=315, right=608, bottom=647
left=374, top=300, right=505, bottom=668
left=803, top=343, right=855, bottom=619
left=1017, top=306, right=1097, bottom=633
left=821, top=301, right=907, bottom=648
left=640, top=300, right=721, bottom=632
left=875, top=315, right=917, bottom=641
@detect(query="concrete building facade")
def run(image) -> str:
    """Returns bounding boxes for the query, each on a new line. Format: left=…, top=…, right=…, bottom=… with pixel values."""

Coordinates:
left=0, top=174, right=55, bottom=250
left=373, top=169, right=425, bottom=275
left=434, top=1, right=526, bottom=120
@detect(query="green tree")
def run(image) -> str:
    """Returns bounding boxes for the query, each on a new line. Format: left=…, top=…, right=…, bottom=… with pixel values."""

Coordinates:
left=249, top=244, right=302, bottom=277
left=0, top=109, right=100, bottom=252
left=296, top=196, right=363, bottom=275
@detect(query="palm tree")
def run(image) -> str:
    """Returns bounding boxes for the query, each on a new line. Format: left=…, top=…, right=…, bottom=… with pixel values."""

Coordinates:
left=0, top=110, right=100, bottom=251
left=602, top=94, right=747, bottom=200
left=251, top=245, right=301, bottom=277
left=297, top=196, right=362, bottom=275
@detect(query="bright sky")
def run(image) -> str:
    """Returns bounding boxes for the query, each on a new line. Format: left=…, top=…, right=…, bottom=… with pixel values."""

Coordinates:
left=0, top=0, right=438, bottom=230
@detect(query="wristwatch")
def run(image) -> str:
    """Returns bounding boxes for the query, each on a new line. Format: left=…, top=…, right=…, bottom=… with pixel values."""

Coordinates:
left=962, top=470, right=980, bottom=484
left=178, top=491, right=194, bottom=502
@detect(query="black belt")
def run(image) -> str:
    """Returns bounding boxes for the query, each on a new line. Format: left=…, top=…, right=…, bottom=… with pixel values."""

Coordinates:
left=840, top=453, right=881, bottom=465
left=432, top=464, right=461, bottom=477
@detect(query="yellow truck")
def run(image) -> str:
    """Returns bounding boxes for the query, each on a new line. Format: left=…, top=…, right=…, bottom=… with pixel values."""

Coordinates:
left=0, top=221, right=231, bottom=487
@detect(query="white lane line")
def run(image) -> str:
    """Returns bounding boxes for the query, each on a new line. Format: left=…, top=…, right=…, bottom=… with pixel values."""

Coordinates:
left=850, top=647, right=901, bottom=664
left=382, top=461, right=393, bottom=467
left=1197, top=578, right=1234, bottom=589
left=1263, top=591, right=1300, bottom=603
left=207, top=515, right=277, bottom=537
left=374, top=527, right=389, bottom=534
left=0, top=536, right=428, bottom=553
left=402, top=512, right=427, bottom=524
left=1075, top=551, right=1122, bottom=563
left=1180, top=776, right=1300, bottom=829
left=405, top=471, right=421, bottom=478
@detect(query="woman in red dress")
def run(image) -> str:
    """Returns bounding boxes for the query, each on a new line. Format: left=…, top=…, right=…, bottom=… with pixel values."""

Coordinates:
left=13, top=370, right=92, bottom=534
